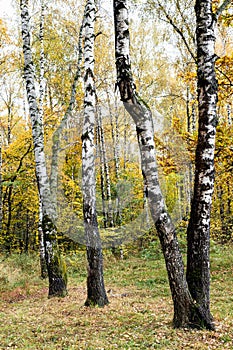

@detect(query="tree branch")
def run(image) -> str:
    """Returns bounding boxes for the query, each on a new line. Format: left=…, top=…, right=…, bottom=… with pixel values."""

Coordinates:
left=157, top=1, right=196, bottom=62
left=215, top=0, right=231, bottom=20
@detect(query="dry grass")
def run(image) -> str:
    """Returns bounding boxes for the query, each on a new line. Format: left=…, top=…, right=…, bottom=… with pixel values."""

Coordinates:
left=0, top=243, right=232, bottom=349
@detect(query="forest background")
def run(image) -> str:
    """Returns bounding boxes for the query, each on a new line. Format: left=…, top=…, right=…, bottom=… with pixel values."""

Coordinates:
left=0, top=0, right=233, bottom=347
left=1, top=0, right=232, bottom=253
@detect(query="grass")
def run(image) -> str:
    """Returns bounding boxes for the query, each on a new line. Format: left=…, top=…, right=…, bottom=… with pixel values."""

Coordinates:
left=0, top=241, right=232, bottom=349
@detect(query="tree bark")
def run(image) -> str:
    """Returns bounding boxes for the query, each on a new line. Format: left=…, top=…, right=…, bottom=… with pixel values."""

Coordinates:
left=113, top=0, right=214, bottom=329
left=186, top=0, right=217, bottom=326
left=39, top=200, right=47, bottom=279
left=82, top=0, right=109, bottom=307
left=20, top=0, right=67, bottom=298
left=96, top=108, right=108, bottom=228
left=0, top=136, right=2, bottom=237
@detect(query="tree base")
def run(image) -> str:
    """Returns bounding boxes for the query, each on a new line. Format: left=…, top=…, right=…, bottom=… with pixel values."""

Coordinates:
left=48, top=277, right=68, bottom=298
left=84, top=296, right=109, bottom=307
left=173, top=303, right=215, bottom=330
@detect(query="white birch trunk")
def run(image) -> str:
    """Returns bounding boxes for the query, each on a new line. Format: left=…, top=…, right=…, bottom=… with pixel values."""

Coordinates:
left=82, top=0, right=108, bottom=307
left=20, top=0, right=67, bottom=297
left=38, top=0, right=47, bottom=277
left=39, top=0, right=45, bottom=127
left=186, top=0, right=221, bottom=325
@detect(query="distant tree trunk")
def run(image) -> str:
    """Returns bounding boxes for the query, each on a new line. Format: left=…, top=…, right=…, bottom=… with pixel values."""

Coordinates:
left=186, top=0, right=227, bottom=325
left=4, top=146, right=31, bottom=253
left=82, top=0, right=109, bottom=307
left=39, top=200, right=47, bottom=278
left=97, top=107, right=114, bottom=227
left=24, top=209, right=30, bottom=254
left=5, top=182, right=13, bottom=253
left=113, top=0, right=214, bottom=329
left=107, top=92, right=121, bottom=224
left=0, top=136, right=2, bottom=236
left=20, top=0, right=67, bottom=298
left=97, top=121, right=107, bottom=228
left=50, top=18, right=83, bottom=212
left=218, top=185, right=229, bottom=242
left=227, top=104, right=232, bottom=125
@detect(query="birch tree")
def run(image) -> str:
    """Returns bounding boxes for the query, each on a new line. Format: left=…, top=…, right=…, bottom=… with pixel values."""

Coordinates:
left=37, top=0, right=47, bottom=279
left=82, top=0, right=109, bottom=307
left=186, top=0, right=231, bottom=324
left=113, top=0, right=214, bottom=329
left=20, top=0, right=67, bottom=297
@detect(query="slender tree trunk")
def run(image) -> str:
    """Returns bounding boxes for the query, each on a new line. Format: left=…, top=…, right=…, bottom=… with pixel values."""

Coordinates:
left=24, top=209, right=30, bottom=254
left=187, top=87, right=191, bottom=133
left=39, top=0, right=45, bottom=127
left=97, top=107, right=114, bottom=227
left=5, top=182, right=13, bottom=253
left=39, top=200, right=47, bottom=278
left=20, top=0, right=67, bottom=298
left=218, top=185, right=229, bottom=242
left=107, top=92, right=121, bottom=225
left=82, top=0, right=108, bottom=307
left=0, top=136, right=2, bottom=236
left=4, top=146, right=31, bottom=253
left=113, top=0, right=214, bottom=329
left=186, top=0, right=218, bottom=325
left=38, top=0, right=47, bottom=276
left=96, top=109, right=108, bottom=228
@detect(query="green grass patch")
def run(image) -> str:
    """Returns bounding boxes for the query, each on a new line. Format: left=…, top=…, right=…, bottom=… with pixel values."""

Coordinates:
left=0, top=243, right=233, bottom=349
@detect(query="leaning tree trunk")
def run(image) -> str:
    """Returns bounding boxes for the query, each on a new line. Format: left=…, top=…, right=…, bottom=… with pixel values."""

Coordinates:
left=82, top=0, right=109, bottom=307
left=113, top=0, right=214, bottom=329
left=20, top=0, right=67, bottom=298
left=186, top=0, right=223, bottom=324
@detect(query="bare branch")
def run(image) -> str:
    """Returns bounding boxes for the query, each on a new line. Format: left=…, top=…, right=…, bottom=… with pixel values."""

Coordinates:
left=215, top=0, right=231, bottom=20
left=157, top=1, right=196, bottom=62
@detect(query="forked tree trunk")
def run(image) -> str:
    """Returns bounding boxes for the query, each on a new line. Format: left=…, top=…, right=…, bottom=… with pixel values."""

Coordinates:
left=20, top=0, right=67, bottom=298
left=82, top=0, right=109, bottom=307
left=113, top=0, right=214, bottom=329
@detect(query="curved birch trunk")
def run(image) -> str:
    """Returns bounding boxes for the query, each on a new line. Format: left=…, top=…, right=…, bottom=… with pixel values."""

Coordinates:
left=20, top=0, right=67, bottom=298
left=113, top=0, right=214, bottom=329
left=186, top=0, right=218, bottom=325
left=82, top=0, right=109, bottom=307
